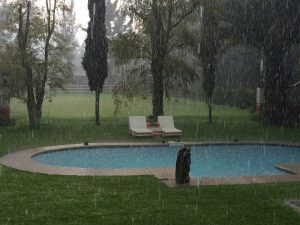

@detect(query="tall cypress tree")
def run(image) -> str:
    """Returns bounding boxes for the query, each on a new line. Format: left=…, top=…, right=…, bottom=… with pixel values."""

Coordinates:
left=82, top=0, right=108, bottom=126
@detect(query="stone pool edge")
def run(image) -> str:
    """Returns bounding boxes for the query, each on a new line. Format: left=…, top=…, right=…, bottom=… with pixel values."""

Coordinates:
left=0, top=142, right=300, bottom=187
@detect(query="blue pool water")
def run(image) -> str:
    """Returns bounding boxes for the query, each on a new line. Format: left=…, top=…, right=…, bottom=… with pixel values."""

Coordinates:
left=32, top=145, right=300, bottom=178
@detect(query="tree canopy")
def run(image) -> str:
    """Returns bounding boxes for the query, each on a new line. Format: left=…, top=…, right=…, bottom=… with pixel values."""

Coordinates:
left=111, top=0, right=199, bottom=119
left=0, top=0, right=77, bottom=127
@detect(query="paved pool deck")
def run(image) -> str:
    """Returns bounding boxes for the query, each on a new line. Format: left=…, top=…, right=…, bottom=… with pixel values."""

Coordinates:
left=1, top=142, right=300, bottom=187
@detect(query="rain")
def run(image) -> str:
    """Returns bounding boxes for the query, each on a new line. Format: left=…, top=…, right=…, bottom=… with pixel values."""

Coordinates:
left=0, top=0, right=300, bottom=224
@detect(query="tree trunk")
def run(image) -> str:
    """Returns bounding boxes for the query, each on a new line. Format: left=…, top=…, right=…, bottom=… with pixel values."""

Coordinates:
left=17, top=2, right=39, bottom=128
left=35, top=1, right=57, bottom=121
left=95, top=88, right=100, bottom=126
left=36, top=89, right=45, bottom=120
left=83, top=0, right=108, bottom=126
left=27, top=95, right=38, bottom=128
left=151, top=60, right=164, bottom=120
left=208, top=97, right=213, bottom=124
left=263, top=49, right=289, bottom=126
left=25, top=65, right=39, bottom=128
left=202, top=61, right=216, bottom=124
left=151, top=0, right=166, bottom=120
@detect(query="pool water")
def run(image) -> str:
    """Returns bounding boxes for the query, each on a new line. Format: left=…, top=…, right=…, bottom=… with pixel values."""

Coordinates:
left=32, top=145, right=300, bottom=178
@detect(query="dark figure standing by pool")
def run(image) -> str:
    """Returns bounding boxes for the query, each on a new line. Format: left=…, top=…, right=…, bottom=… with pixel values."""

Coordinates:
left=175, top=146, right=191, bottom=184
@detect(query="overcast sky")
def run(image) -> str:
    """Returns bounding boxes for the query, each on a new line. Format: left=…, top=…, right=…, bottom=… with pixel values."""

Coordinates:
left=28, top=0, right=91, bottom=43
left=73, top=0, right=89, bottom=43
left=5, top=0, right=119, bottom=43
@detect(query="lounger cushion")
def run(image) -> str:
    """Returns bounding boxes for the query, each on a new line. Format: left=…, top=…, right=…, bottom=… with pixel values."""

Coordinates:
left=129, top=116, right=154, bottom=136
left=131, top=128, right=153, bottom=134
left=161, top=128, right=182, bottom=134
left=158, top=116, right=182, bottom=136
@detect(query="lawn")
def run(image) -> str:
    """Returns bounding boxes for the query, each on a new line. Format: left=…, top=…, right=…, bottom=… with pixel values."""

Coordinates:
left=0, top=93, right=300, bottom=225
left=1, top=93, right=299, bottom=155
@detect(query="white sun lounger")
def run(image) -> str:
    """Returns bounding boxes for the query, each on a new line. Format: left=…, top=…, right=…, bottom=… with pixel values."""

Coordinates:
left=158, top=116, right=182, bottom=137
left=129, top=116, right=154, bottom=137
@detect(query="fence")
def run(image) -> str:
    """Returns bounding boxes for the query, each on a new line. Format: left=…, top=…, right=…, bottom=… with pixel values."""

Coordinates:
left=50, top=84, right=119, bottom=94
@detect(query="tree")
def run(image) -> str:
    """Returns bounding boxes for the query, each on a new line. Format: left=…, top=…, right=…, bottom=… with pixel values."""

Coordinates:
left=1, top=0, right=76, bottom=128
left=113, top=0, right=198, bottom=120
left=183, top=0, right=230, bottom=123
left=82, top=0, right=108, bottom=126
left=230, top=0, right=300, bottom=125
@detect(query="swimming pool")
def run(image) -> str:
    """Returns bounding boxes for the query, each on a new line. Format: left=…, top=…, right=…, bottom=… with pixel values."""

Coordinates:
left=32, top=144, right=300, bottom=178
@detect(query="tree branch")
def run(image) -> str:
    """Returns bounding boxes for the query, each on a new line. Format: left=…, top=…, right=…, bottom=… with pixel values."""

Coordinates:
left=129, top=6, right=147, bottom=21
left=168, top=7, right=194, bottom=33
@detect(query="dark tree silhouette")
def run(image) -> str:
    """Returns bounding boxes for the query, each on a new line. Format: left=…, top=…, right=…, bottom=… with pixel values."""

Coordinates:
left=117, top=0, right=198, bottom=120
left=199, top=2, right=224, bottom=123
left=183, top=0, right=229, bottom=123
left=231, top=0, right=300, bottom=125
left=82, top=0, right=108, bottom=126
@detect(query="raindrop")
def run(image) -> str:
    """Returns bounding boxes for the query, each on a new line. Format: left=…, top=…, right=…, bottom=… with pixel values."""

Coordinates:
left=197, top=177, right=201, bottom=187
left=273, top=210, right=276, bottom=224
left=195, top=121, right=199, bottom=138
left=158, top=188, right=161, bottom=201
left=93, top=194, right=97, bottom=209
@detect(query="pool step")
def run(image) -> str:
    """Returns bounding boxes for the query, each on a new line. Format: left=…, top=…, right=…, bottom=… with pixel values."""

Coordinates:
left=168, top=141, right=185, bottom=147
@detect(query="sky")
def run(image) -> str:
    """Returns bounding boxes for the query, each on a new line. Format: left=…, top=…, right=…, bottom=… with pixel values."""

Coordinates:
left=41, top=0, right=121, bottom=44
left=72, top=0, right=89, bottom=43
left=4, top=0, right=121, bottom=43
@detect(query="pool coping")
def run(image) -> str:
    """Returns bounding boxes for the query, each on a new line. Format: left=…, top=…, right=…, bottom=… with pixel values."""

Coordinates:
left=1, top=141, right=300, bottom=187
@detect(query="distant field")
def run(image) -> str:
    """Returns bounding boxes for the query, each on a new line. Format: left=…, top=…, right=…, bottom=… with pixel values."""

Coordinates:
left=0, top=93, right=298, bottom=156
left=10, top=93, right=245, bottom=120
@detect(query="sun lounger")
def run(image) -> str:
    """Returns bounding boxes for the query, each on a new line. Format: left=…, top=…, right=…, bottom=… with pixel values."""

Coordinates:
left=158, top=116, right=182, bottom=137
left=129, top=116, right=154, bottom=137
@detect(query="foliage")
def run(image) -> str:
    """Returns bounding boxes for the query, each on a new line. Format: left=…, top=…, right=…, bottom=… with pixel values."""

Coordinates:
left=216, top=45, right=260, bottom=90
left=2, top=0, right=76, bottom=89
left=112, top=61, right=151, bottom=115
left=230, top=0, right=300, bottom=125
left=111, top=31, right=147, bottom=66
left=0, top=44, right=26, bottom=99
left=291, top=46, right=300, bottom=83
left=182, top=0, right=231, bottom=123
left=82, top=0, right=108, bottom=93
left=0, top=0, right=77, bottom=127
left=111, top=32, right=198, bottom=114
left=163, top=53, right=199, bottom=98
left=105, top=0, right=132, bottom=38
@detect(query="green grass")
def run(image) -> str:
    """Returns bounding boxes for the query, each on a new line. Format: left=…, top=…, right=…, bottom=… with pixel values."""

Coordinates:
left=1, top=93, right=299, bottom=156
left=1, top=93, right=300, bottom=225
left=0, top=167, right=300, bottom=225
